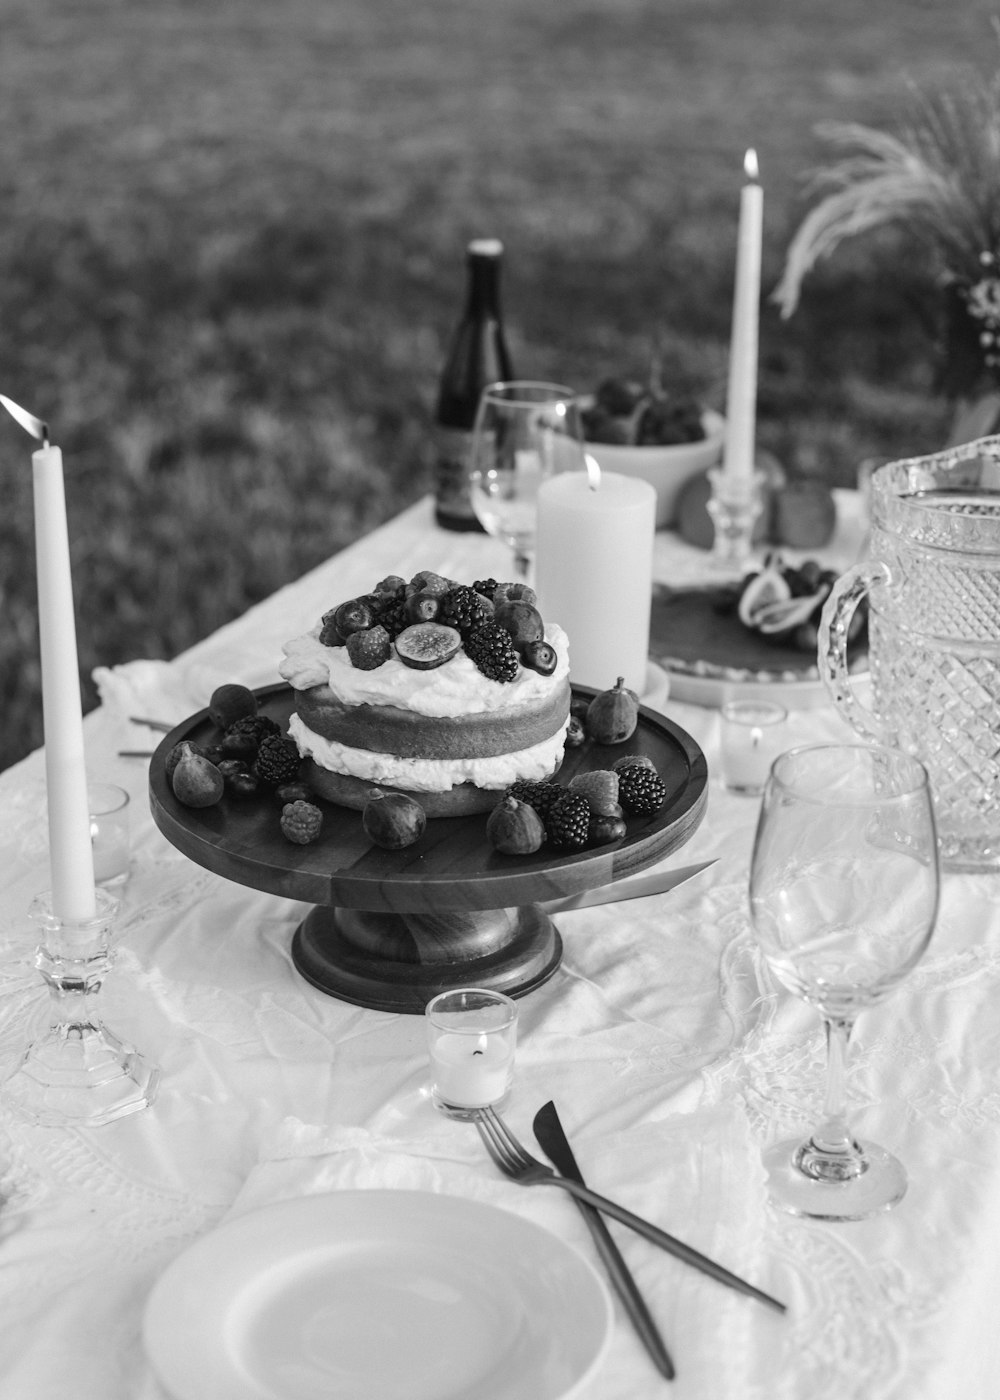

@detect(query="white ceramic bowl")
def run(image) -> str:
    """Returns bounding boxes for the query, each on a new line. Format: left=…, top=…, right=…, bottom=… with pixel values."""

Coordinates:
left=582, top=408, right=726, bottom=528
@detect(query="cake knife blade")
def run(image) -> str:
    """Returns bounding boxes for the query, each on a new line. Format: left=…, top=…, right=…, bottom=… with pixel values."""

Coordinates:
left=532, top=1100, right=675, bottom=1379
left=542, top=859, right=716, bottom=915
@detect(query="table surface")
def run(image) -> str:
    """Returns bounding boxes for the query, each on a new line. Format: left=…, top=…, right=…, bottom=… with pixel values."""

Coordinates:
left=1, top=492, right=998, bottom=1400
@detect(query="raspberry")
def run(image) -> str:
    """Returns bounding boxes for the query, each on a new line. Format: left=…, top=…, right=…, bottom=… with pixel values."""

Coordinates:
left=280, top=800, right=323, bottom=844
left=568, top=769, right=620, bottom=816
left=546, top=791, right=591, bottom=850
left=464, top=621, right=519, bottom=682
left=346, top=624, right=391, bottom=670
left=438, top=585, right=489, bottom=637
left=253, top=733, right=301, bottom=787
left=617, top=765, right=667, bottom=815
left=505, top=779, right=564, bottom=822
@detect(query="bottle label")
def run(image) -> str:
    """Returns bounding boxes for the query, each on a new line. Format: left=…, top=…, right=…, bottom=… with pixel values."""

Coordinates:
left=434, top=426, right=478, bottom=524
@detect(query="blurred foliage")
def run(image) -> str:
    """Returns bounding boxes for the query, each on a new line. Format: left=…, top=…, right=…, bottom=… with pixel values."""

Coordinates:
left=0, top=0, right=991, bottom=770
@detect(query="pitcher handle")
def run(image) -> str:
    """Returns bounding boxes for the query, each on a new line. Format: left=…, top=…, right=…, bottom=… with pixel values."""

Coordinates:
left=818, top=561, right=888, bottom=743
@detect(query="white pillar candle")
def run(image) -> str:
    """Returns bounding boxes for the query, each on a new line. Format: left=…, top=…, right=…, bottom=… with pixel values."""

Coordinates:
left=722, top=149, right=763, bottom=491
left=32, top=442, right=97, bottom=921
left=429, top=1032, right=515, bottom=1108
left=534, top=468, right=656, bottom=693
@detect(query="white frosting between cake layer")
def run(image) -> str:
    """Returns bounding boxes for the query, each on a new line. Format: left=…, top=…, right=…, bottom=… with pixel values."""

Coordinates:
left=288, top=712, right=569, bottom=792
left=280, top=623, right=570, bottom=718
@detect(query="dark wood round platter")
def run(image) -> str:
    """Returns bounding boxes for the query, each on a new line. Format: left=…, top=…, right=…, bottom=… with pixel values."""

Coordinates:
left=149, top=683, right=707, bottom=1013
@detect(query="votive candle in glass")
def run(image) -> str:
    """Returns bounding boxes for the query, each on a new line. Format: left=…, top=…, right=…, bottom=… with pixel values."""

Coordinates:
left=87, top=782, right=131, bottom=888
left=719, top=699, right=787, bottom=795
left=425, top=987, right=519, bottom=1120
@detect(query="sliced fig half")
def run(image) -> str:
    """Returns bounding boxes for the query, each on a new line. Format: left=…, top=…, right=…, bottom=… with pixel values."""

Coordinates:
left=394, top=622, right=462, bottom=670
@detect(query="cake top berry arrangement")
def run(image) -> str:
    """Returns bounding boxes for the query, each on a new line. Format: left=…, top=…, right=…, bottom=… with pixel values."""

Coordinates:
left=302, top=573, right=558, bottom=682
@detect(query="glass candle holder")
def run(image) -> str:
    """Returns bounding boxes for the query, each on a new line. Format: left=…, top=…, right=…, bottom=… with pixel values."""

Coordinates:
left=706, top=467, right=765, bottom=571
left=425, top=987, right=518, bottom=1120
left=2, top=888, right=160, bottom=1126
left=88, top=782, right=131, bottom=889
left=719, top=699, right=788, bottom=795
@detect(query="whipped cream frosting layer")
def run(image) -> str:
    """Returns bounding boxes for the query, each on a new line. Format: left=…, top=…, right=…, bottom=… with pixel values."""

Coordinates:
left=280, top=623, right=569, bottom=718
left=288, top=712, right=568, bottom=792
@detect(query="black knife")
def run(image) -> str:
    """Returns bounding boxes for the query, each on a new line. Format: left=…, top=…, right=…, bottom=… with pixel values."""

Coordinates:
left=533, top=1100, right=675, bottom=1381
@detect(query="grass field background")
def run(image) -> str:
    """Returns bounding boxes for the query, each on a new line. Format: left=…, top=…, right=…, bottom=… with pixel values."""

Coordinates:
left=1, top=0, right=997, bottom=770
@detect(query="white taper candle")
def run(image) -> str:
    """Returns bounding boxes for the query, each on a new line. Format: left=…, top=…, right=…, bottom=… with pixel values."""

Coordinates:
left=722, top=149, right=763, bottom=490
left=32, top=441, right=97, bottom=921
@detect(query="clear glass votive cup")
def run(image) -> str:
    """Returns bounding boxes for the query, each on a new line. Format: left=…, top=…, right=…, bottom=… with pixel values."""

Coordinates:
left=719, top=699, right=788, bottom=795
left=87, top=782, right=131, bottom=888
left=425, top=988, right=519, bottom=1120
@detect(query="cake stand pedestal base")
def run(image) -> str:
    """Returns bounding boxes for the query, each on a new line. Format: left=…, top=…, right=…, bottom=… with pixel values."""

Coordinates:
left=290, top=904, right=562, bottom=1013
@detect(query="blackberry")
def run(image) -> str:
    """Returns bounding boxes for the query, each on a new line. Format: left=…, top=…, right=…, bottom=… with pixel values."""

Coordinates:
left=617, top=765, right=667, bottom=815
left=280, top=799, right=324, bottom=845
left=546, top=791, right=591, bottom=850
left=221, top=714, right=281, bottom=759
left=253, top=733, right=301, bottom=787
left=438, top=585, right=488, bottom=637
left=377, top=597, right=410, bottom=640
left=464, top=621, right=519, bottom=682
left=505, top=779, right=564, bottom=822
left=471, top=578, right=499, bottom=601
left=611, top=754, right=656, bottom=774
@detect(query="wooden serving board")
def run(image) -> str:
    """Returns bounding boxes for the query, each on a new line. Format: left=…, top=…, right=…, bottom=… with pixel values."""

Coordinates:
left=149, top=683, right=707, bottom=1011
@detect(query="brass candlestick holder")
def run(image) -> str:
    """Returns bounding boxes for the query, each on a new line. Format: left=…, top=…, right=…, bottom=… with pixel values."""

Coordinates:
left=3, top=888, right=159, bottom=1126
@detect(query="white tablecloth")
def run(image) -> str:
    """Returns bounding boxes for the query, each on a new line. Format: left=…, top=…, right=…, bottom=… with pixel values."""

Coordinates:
left=0, top=494, right=998, bottom=1400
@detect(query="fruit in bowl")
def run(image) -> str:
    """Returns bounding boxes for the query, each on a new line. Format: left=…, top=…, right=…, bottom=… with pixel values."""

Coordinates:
left=578, top=377, right=725, bottom=529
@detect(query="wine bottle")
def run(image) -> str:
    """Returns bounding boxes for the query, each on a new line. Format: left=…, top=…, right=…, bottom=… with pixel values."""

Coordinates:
left=433, top=238, right=514, bottom=531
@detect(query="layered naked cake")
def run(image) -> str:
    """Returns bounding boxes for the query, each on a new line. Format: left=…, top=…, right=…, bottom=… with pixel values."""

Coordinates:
left=279, top=577, right=572, bottom=817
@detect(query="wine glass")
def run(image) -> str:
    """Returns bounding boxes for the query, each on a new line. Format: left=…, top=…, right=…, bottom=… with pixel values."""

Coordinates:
left=469, top=381, right=584, bottom=579
left=748, top=743, right=939, bottom=1220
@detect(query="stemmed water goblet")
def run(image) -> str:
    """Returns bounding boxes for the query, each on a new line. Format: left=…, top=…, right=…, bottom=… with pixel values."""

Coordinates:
left=469, top=381, right=584, bottom=579
left=749, top=743, right=939, bottom=1220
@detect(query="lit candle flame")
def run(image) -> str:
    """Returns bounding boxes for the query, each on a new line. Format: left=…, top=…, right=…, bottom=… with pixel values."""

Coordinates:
left=744, top=148, right=759, bottom=183
left=584, top=452, right=601, bottom=491
left=0, top=393, right=49, bottom=446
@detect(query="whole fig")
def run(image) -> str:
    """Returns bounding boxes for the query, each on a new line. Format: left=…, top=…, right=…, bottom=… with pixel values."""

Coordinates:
left=586, top=677, right=640, bottom=745
left=493, top=599, right=544, bottom=648
left=486, top=796, right=546, bottom=855
left=166, top=739, right=206, bottom=780
left=171, top=743, right=224, bottom=807
left=208, top=683, right=257, bottom=731
left=362, top=789, right=427, bottom=850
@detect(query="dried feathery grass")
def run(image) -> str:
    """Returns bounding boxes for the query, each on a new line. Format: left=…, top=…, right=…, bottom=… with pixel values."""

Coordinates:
left=774, top=60, right=1000, bottom=319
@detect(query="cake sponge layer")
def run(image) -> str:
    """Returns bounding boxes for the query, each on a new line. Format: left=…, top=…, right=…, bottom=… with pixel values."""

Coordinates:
left=294, top=678, right=571, bottom=760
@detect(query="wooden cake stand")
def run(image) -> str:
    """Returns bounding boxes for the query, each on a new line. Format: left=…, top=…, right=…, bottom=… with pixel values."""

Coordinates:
left=149, top=684, right=708, bottom=1013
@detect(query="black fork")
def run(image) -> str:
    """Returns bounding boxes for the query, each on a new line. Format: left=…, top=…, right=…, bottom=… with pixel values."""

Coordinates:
left=474, top=1107, right=786, bottom=1315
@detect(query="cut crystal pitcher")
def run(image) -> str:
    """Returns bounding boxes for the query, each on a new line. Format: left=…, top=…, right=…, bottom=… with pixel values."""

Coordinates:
left=819, top=436, right=1000, bottom=873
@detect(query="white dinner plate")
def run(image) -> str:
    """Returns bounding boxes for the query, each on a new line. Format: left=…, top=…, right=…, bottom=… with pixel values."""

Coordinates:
left=143, top=1190, right=612, bottom=1400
